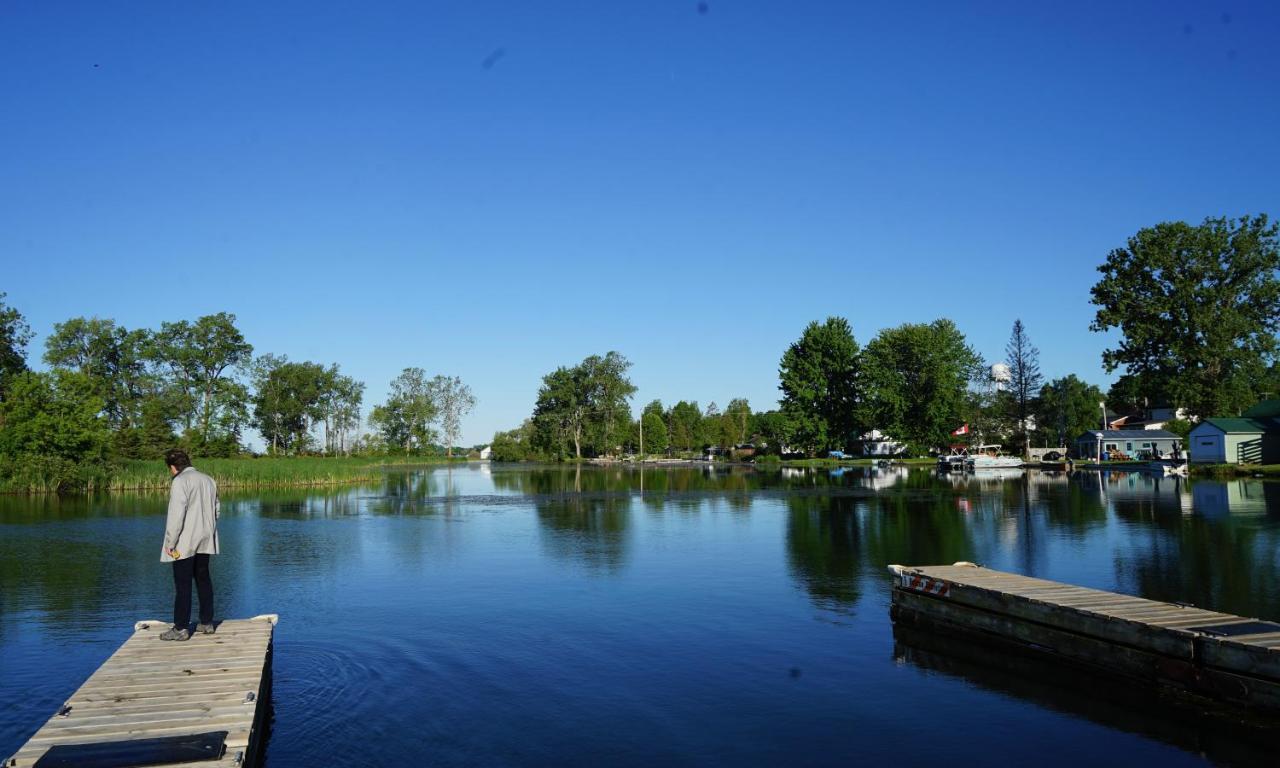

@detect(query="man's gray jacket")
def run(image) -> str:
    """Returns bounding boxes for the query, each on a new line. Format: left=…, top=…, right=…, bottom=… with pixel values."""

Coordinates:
left=162, top=466, right=220, bottom=562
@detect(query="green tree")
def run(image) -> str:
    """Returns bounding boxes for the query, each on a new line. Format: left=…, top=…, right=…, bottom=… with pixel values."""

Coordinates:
left=723, top=398, right=751, bottom=448
left=0, top=370, right=111, bottom=489
left=1035, top=375, right=1106, bottom=447
left=532, top=365, right=588, bottom=459
left=321, top=371, right=364, bottom=455
left=531, top=352, right=635, bottom=459
left=749, top=409, right=794, bottom=455
left=700, top=402, right=722, bottom=447
left=667, top=400, right=703, bottom=453
left=150, top=312, right=254, bottom=449
left=1090, top=214, right=1280, bottom=419
left=43, top=317, right=157, bottom=438
left=586, top=352, right=636, bottom=456
left=778, top=317, right=862, bottom=456
left=428, top=375, right=476, bottom=458
left=0, top=292, right=32, bottom=402
left=491, top=420, right=542, bottom=461
left=370, top=367, right=438, bottom=454
left=640, top=410, right=667, bottom=455
left=250, top=355, right=332, bottom=454
left=1105, top=372, right=1169, bottom=415
left=862, top=319, right=982, bottom=453
left=1004, top=319, right=1042, bottom=455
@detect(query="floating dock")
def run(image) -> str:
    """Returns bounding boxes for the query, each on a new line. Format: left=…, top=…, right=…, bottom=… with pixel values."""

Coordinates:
left=6, top=615, right=277, bottom=768
left=889, top=563, right=1280, bottom=712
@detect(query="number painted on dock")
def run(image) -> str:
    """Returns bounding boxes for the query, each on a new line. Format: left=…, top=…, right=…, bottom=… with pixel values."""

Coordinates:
left=900, top=573, right=950, bottom=597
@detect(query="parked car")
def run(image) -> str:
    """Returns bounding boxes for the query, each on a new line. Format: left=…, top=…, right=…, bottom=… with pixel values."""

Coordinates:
left=827, top=450, right=847, bottom=459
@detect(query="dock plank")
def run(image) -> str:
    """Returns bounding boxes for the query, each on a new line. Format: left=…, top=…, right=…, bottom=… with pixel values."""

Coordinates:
left=5, top=615, right=276, bottom=768
left=890, top=563, right=1280, bottom=710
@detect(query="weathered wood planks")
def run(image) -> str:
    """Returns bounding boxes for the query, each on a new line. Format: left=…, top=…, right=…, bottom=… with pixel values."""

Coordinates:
left=889, top=563, right=1280, bottom=712
left=6, top=615, right=277, bottom=768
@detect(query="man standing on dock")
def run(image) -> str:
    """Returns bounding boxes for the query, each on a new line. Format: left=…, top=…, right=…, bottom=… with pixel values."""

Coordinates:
left=160, top=449, right=219, bottom=641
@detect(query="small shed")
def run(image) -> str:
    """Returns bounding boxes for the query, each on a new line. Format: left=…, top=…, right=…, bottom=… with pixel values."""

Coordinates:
left=1188, top=418, right=1280, bottom=464
left=1072, top=429, right=1181, bottom=460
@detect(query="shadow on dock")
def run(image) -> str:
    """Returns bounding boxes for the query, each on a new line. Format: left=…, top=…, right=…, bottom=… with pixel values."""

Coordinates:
left=893, top=623, right=1280, bottom=766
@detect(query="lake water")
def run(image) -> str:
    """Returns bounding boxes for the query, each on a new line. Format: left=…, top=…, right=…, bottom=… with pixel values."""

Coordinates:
left=3, top=465, right=1279, bottom=766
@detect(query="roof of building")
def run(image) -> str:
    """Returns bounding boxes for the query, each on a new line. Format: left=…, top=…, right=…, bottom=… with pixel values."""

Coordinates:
left=1193, top=417, right=1280, bottom=435
left=1242, top=400, right=1280, bottom=419
left=1075, top=429, right=1180, bottom=440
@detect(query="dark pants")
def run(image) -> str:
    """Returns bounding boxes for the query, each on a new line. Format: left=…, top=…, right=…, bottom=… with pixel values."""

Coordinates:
left=173, top=553, right=214, bottom=629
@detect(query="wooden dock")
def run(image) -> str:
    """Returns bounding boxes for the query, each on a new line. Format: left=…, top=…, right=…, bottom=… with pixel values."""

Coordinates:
left=889, top=563, right=1280, bottom=712
left=6, top=615, right=277, bottom=768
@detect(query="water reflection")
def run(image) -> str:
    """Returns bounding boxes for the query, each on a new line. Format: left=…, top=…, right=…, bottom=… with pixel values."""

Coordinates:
left=892, top=622, right=1280, bottom=765
left=786, top=496, right=864, bottom=611
left=4, top=467, right=1280, bottom=767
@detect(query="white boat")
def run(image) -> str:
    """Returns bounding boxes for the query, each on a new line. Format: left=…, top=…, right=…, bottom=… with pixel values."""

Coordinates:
left=1146, top=458, right=1189, bottom=476
left=965, top=445, right=1023, bottom=470
left=937, top=447, right=968, bottom=472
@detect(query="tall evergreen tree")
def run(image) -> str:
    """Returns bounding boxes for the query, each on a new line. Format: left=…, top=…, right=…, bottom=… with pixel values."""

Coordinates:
left=1005, top=319, right=1042, bottom=454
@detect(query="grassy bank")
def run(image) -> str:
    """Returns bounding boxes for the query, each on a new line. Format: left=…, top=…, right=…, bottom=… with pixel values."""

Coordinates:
left=775, top=457, right=937, bottom=468
left=1190, top=463, right=1280, bottom=478
left=0, top=455, right=470, bottom=494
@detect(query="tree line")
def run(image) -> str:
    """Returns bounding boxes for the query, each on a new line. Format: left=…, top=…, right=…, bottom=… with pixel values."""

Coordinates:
left=492, top=214, right=1279, bottom=460
left=0, top=304, right=476, bottom=489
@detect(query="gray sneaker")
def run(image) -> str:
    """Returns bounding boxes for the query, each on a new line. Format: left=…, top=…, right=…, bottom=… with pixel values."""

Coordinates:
left=196, top=623, right=216, bottom=635
left=160, top=626, right=190, bottom=641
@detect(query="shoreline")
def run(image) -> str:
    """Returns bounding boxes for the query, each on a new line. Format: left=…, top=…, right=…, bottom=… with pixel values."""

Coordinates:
left=5, top=455, right=1276, bottom=496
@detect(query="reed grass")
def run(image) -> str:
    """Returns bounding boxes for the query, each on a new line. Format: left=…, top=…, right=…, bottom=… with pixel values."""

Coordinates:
left=0, top=455, right=468, bottom=494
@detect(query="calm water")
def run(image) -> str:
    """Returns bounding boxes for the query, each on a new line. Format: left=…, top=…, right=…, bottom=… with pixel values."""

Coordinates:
left=3, top=465, right=1280, bottom=766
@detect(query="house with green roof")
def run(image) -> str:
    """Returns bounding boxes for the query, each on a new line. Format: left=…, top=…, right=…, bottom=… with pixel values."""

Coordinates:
left=1188, top=400, right=1280, bottom=464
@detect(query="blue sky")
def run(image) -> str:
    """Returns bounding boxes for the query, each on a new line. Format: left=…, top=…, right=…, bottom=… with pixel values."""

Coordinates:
left=3, top=1, right=1278, bottom=446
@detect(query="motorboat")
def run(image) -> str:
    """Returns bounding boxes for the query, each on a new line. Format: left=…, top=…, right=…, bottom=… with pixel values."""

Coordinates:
left=965, top=445, right=1024, bottom=470
left=1146, top=458, right=1189, bottom=476
left=937, top=447, right=968, bottom=472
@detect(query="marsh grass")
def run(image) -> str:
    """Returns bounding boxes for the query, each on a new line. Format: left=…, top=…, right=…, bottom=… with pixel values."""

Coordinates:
left=1, top=455, right=468, bottom=494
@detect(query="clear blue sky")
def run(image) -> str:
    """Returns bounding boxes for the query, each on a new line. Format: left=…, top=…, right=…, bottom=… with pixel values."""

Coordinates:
left=3, top=2, right=1278, bottom=446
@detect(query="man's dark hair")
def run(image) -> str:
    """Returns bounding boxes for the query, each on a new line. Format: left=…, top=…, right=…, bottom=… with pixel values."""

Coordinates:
left=165, top=449, right=192, bottom=471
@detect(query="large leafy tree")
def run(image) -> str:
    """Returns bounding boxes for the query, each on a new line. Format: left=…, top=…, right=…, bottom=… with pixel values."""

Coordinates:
left=1035, top=375, right=1106, bottom=447
left=532, top=352, right=635, bottom=459
left=722, top=398, right=752, bottom=448
left=0, top=292, right=32, bottom=402
left=150, top=312, right=253, bottom=448
left=250, top=355, right=332, bottom=454
left=749, top=409, right=795, bottom=454
left=778, top=317, right=862, bottom=456
left=0, top=370, right=111, bottom=476
left=44, top=318, right=155, bottom=432
left=862, top=319, right=982, bottom=453
left=321, top=372, right=364, bottom=455
left=532, top=365, right=588, bottom=459
left=1090, top=214, right=1280, bottom=419
left=667, top=400, right=703, bottom=452
left=582, top=352, right=636, bottom=456
left=428, top=375, right=476, bottom=458
left=639, top=400, right=668, bottom=455
left=370, top=367, right=438, bottom=454
left=1004, top=319, right=1042, bottom=454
